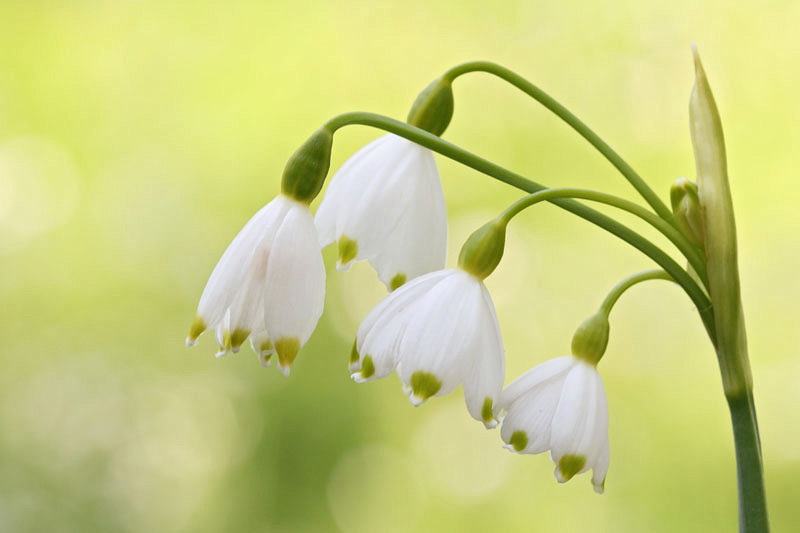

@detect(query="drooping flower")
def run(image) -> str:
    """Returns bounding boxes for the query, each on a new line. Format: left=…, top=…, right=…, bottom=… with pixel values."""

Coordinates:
left=315, top=133, right=447, bottom=291
left=497, top=355, right=610, bottom=493
left=186, top=194, right=326, bottom=376
left=350, top=268, right=505, bottom=427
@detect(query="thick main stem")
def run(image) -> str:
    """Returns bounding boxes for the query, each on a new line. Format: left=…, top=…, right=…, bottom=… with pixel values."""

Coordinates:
left=727, top=389, right=769, bottom=532
left=323, top=112, right=715, bottom=341
left=443, top=61, right=675, bottom=222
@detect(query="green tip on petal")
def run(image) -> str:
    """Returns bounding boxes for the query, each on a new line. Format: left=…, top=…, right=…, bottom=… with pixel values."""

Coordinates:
left=360, top=355, right=375, bottom=379
left=230, top=328, right=250, bottom=351
left=337, top=235, right=358, bottom=266
left=410, top=371, right=442, bottom=401
left=259, top=339, right=274, bottom=354
left=349, top=340, right=359, bottom=365
left=509, top=430, right=528, bottom=452
left=186, top=316, right=207, bottom=345
left=389, top=273, right=407, bottom=291
left=481, top=397, right=494, bottom=424
left=275, top=337, right=301, bottom=374
left=557, top=454, right=587, bottom=482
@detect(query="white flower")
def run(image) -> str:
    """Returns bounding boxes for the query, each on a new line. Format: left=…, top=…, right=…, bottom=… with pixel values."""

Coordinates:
left=186, top=194, right=326, bottom=376
left=315, top=133, right=447, bottom=291
left=497, top=355, right=610, bottom=493
left=350, top=268, right=505, bottom=427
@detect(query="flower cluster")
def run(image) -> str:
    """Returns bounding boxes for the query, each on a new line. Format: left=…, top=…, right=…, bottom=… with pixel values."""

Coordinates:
left=187, top=131, right=611, bottom=492
left=180, top=52, right=768, bottom=526
left=185, top=194, right=325, bottom=375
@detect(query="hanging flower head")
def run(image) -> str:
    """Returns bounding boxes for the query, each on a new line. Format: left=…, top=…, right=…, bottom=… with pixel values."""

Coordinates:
left=350, top=218, right=508, bottom=426
left=315, top=133, right=447, bottom=291
left=497, top=312, right=612, bottom=493
left=350, top=268, right=505, bottom=427
left=497, top=355, right=610, bottom=493
left=186, top=129, right=332, bottom=375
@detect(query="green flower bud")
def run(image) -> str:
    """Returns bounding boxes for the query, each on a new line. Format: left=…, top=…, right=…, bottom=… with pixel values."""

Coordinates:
left=458, top=218, right=506, bottom=279
left=406, top=77, right=454, bottom=136
left=571, top=312, right=610, bottom=366
left=670, top=177, right=705, bottom=247
left=281, top=128, right=333, bottom=204
left=689, top=46, right=750, bottom=395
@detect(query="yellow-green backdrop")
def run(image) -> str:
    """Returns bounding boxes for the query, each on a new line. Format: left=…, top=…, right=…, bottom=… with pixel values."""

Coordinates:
left=1, top=1, right=797, bottom=531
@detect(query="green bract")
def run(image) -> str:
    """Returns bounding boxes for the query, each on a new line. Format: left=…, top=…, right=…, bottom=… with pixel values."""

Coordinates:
left=670, top=177, right=705, bottom=248
left=406, top=76, right=454, bottom=136
left=690, top=48, right=751, bottom=396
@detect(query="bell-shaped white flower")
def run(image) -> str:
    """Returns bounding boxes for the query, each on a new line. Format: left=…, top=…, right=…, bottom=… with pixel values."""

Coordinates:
left=315, top=133, right=447, bottom=290
left=186, top=194, right=326, bottom=376
left=350, top=268, right=505, bottom=427
left=497, top=355, right=610, bottom=493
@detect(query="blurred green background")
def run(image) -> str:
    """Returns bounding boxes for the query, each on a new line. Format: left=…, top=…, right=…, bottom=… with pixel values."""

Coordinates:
left=1, top=1, right=798, bottom=531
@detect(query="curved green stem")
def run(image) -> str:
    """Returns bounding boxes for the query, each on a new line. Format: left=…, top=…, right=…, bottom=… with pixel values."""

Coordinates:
left=322, top=112, right=716, bottom=343
left=442, top=61, right=675, bottom=223
left=497, top=188, right=707, bottom=286
left=598, top=269, right=674, bottom=315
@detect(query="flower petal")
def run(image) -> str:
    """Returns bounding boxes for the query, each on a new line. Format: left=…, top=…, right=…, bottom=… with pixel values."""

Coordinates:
left=353, top=270, right=451, bottom=380
left=549, top=360, right=606, bottom=476
left=397, top=270, right=483, bottom=402
left=591, top=438, right=610, bottom=494
left=461, top=283, right=505, bottom=427
left=369, top=145, right=447, bottom=287
left=315, top=134, right=391, bottom=248
left=314, top=135, right=447, bottom=287
left=498, top=356, right=573, bottom=414
left=500, top=376, right=564, bottom=454
left=262, top=200, right=326, bottom=370
left=197, top=196, right=291, bottom=330
left=249, top=329, right=274, bottom=367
